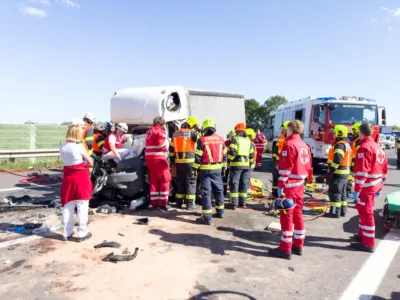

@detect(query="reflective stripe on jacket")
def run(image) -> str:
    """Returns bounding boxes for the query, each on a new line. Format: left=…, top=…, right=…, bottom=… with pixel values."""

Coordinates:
left=92, top=133, right=105, bottom=154
left=169, top=128, right=198, bottom=164
left=351, top=136, right=361, bottom=167
left=277, top=134, right=312, bottom=191
left=327, top=139, right=352, bottom=175
left=194, top=133, right=227, bottom=170
left=354, top=136, right=388, bottom=194
left=145, top=125, right=168, bottom=159
left=228, top=132, right=255, bottom=168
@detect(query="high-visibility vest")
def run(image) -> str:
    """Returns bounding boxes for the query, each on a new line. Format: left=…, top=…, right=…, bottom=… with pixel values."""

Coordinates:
left=171, top=128, right=197, bottom=164
left=328, top=140, right=352, bottom=175
left=277, top=134, right=286, bottom=155
left=92, top=133, right=105, bottom=153
left=198, top=134, right=225, bottom=169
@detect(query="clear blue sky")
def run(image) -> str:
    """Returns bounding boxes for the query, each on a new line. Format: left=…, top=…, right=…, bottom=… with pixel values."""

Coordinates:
left=1, top=0, right=399, bottom=125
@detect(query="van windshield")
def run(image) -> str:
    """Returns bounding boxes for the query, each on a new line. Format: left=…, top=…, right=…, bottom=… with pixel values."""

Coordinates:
left=328, top=104, right=377, bottom=125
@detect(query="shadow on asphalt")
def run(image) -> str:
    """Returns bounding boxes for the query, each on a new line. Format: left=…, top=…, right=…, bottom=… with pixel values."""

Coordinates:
left=132, top=209, right=202, bottom=225
left=216, top=226, right=279, bottom=246
left=149, top=228, right=270, bottom=257
left=371, top=292, right=400, bottom=300
left=189, top=290, right=257, bottom=300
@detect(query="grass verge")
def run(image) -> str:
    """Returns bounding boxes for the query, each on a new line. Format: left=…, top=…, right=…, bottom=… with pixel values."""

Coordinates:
left=0, top=157, right=63, bottom=172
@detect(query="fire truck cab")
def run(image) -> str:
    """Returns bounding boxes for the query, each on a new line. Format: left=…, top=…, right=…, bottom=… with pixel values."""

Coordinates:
left=268, top=96, right=386, bottom=167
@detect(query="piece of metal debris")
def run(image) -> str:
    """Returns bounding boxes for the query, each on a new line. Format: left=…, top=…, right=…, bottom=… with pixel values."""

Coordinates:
left=94, top=241, right=121, bottom=249
left=136, top=218, right=149, bottom=225
left=104, top=247, right=139, bottom=263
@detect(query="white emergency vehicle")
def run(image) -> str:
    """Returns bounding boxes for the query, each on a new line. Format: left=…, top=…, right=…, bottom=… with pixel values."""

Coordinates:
left=267, top=96, right=386, bottom=167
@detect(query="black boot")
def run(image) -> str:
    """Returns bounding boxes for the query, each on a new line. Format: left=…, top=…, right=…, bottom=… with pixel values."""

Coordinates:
left=238, top=202, right=247, bottom=208
left=175, top=200, right=183, bottom=209
left=196, top=217, right=211, bottom=225
left=291, top=245, right=303, bottom=256
left=213, top=213, right=223, bottom=219
left=350, top=242, right=375, bottom=253
left=350, top=234, right=362, bottom=242
left=268, top=247, right=291, bottom=260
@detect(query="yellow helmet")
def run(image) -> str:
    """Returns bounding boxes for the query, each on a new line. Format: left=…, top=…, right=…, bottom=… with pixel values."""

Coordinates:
left=246, top=128, right=256, bottom=139
left=202, top=119, right=215, bottom=130
left=334, top=124, right=348, bottom=137
left=281, top=121, right=290, bottom=129
left=186, top=116, right=199, bottom=128
left=351, top=122, right=362, bottom=135
left=227, top=129, right=235, bottom=137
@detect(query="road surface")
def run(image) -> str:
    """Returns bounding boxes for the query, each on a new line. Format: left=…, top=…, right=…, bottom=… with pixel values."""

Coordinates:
left=0, top=153, right=399, bottom=300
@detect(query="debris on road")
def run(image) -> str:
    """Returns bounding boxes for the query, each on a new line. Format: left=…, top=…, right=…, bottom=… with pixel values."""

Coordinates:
left=103, top=247, right=139, bottom=263
left=265, top=222, right=282, bottom=234
left=94, top=241, right=121, bottom=249
left=97, top=204, right=117, bottom=214
left=136, top=218, right=149, bottom=225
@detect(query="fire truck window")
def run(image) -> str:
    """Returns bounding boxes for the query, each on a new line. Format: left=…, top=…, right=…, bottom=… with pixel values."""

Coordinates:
left=294, top=110, right=303, bottom=122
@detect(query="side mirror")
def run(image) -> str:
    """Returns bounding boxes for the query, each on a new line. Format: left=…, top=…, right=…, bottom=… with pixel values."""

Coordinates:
left=382, top=119, right=386, bottom=125
left=382, top=109, right=386, bottom=121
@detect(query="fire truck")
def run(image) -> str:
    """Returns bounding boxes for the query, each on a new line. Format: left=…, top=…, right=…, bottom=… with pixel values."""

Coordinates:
left=267, top=96, right=387, bottom=167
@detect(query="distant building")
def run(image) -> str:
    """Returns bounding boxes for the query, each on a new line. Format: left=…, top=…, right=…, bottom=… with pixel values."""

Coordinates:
left=60, top=122, right=72, bottom=126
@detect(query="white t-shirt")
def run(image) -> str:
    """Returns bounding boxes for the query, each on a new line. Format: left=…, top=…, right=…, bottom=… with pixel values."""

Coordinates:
left=60, top=142, right=85, bottom=166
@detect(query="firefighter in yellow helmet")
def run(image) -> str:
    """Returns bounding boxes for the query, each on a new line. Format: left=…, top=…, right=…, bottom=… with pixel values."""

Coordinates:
left=193, top=119, right=226, bottom=225
left=271, top=121, right=290, bottom=197
left=169, top=116, right=200, bottom=210
left=350, top=122, right=362, bottom=173
left=326, top=125, right=352, bottom=218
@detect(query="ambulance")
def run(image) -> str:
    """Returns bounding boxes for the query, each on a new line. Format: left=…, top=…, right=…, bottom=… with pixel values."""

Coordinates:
left=267, top=96, right=387, bottom=167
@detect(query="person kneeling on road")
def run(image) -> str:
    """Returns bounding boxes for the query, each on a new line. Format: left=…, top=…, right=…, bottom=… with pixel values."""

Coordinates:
left=268, top=120, right=312, bottom=260
left=194, top=119, right=227, bottom=225
left=326, top=125, right=352, bottom=218
left=102, top=122, right=133, bottom=163
left=60, top=124, right=93, bottom=242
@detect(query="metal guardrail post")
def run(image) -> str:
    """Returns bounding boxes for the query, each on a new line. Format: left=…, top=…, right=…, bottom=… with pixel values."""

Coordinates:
left=30, top=124, right=36, bottom=163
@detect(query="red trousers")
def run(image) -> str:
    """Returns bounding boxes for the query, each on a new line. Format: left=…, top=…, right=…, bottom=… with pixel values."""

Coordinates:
left=255, top=146, right=264, bottom=168
left=279, top=185, right=305, bottom=253
left=146, top=158, right=171, bottom=207
left=356, top=193, right=375, bottom=247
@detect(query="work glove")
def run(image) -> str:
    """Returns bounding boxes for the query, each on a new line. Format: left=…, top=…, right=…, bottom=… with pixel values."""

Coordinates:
left=375, top=192, right=381, bottom=197
left=118, top=157, right=125, bottom=163
left=352, top=192, right=360, bottom=202
left=277, top=188, right=284, bottom=198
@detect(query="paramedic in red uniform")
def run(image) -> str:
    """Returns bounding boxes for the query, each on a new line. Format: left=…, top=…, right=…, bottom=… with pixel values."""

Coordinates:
left=351, top=122, right=388, bottom=252
left=145, top=116, right=172, bottom=211
left=268, top=120, right=312, bottom=260
left=254, top=130, right=266, bottom=170
left=102, top=123, right=133, bottom=162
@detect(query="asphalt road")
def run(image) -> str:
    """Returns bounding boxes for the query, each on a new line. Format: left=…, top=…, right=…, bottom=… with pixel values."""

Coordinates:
left=0, top=152, right=399, bottom=300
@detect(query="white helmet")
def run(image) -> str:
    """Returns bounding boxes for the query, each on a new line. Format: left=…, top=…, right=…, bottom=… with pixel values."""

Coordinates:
left=83, top=112, right=95, bottom=123
left=116, top=122, right=128, bottom=133
left=95, top=122, right=106, bottom=131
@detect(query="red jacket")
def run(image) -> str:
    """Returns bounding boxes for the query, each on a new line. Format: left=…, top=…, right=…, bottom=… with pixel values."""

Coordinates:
left=354, top=136, right=388, bottom=194
left=254, top=132, right=266, bottom=149
left=103, top=132, right=126, bottom=154
left=278, top=134, right=312, bottom=191
left=224, top=140, right=231, bottom=148
left=145, top=125, right=168, bottom=159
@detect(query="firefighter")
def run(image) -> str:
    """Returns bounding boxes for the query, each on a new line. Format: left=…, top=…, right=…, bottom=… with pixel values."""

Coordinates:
left=326, top=125, right=352, bottom=218
left=193, top=119, right=226, bottom=225
left=351, top=122, right=362, bottom=173
left=145, top=116, right=172, bottom=211
left=169, top=116, right=200, bottom=210
left=102, top=123, right=133, bottom=162
left=268, top=120, right=312, bottom=260
left=351, top=122, right=388, bottom=252
left=271, top=121, right=290, bottom=197
left=396, top=137, right=400, bottom=170
left=223, top=130, right=235, bottom=196
left=228, top=122, right=255, bottom=208
left=254, top=129, right=266, bottom=170
left=82, top=112, right=96, bottom=158
left=246, top=128, right=257, bottom=171
left=91, top=122, right=107, bottom=161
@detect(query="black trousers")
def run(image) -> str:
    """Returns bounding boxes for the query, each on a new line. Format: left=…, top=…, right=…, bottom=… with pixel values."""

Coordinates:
left=200, top=170, right=224, bottom=220
left=229, top=167, right=250, bottom=206
left=397, top=151, right=400, bottom=168
left=272, top=160, right=279, bottom=197
left=328, top=176, right=348, bottom=217
left=175, top=163, right=197, bottom=205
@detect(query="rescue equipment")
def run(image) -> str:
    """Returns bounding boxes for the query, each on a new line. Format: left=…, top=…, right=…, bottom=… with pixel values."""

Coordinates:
left=382, top=191, right=400, bottom=230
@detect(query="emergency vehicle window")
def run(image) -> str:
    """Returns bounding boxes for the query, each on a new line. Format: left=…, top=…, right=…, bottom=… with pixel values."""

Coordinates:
left=283, top=111, right=293, bottom=122
left=294, top=109, right=304, bottom=122
left=165, top=92, right=181, bottom=112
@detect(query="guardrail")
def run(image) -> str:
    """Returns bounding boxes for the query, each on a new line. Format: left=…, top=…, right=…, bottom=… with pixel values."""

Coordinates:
left=0, top=149, right=60, bottom=159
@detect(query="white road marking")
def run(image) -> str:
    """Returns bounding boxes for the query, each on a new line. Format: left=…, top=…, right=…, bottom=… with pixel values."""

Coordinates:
left=0, top=229, right=61, bottom=249
left=0, top=183, right=61, bottom=193
left=339, top=229, right=400, bottom=300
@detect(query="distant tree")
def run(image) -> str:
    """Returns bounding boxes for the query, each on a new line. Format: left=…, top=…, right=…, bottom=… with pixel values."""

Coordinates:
left=245, top=99, right=263, bottom=130
left=393, top=125, right=400, bottom=131
left=258, top=95, right=288, bottom=125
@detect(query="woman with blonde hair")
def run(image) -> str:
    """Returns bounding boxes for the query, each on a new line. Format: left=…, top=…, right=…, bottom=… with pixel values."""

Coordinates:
left=59, top=124, right=93, bottom=242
